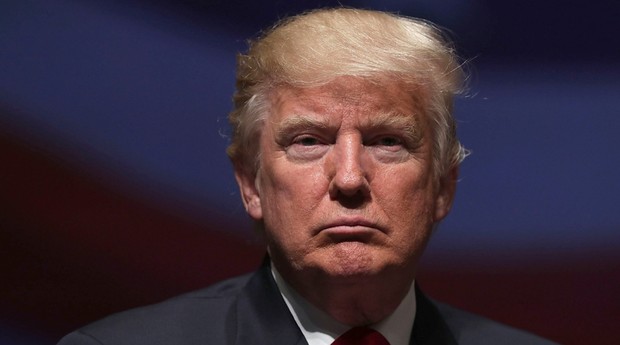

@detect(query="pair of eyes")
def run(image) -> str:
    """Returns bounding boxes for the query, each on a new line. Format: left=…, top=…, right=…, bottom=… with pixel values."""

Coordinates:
left=292, top=135, right=405, bottom=149
left=284, top=132, right=418, bottom=162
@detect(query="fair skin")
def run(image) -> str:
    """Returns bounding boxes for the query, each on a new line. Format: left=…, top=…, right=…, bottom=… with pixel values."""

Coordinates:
left=235, top=76, right=457, bottom=326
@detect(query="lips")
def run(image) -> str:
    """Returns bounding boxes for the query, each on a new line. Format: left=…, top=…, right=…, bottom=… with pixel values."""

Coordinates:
left=318, top=217, right=385, bottom=236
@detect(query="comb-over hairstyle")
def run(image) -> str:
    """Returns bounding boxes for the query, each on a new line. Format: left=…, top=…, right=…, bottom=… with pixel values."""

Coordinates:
left=227, top=8, right=468, bottom=179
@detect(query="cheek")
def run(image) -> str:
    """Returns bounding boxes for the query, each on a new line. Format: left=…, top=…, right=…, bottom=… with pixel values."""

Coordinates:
left=267, top=161, right=326, bottom=198
left=258, top=164, right=326, bottom=228
left=376, top=168, right=437, bottom=228
left=383, top=188, right=436, bottom=260
left=377, top=166, right=432, bottom=203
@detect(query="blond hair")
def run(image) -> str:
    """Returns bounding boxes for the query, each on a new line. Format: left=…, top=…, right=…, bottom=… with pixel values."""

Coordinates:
left=227, top=8, right=468, bottom=179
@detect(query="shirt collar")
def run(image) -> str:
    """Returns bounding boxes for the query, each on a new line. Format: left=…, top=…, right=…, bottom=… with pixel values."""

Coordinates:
left=272, top=265, right=416, bottom=345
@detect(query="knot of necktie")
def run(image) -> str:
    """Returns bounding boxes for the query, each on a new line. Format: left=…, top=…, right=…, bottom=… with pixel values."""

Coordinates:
left=331, top=327, right=390, bottom=345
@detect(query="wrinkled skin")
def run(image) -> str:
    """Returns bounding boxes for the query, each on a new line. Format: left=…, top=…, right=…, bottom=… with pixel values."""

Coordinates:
left=235, top=76, right=457, bottom=325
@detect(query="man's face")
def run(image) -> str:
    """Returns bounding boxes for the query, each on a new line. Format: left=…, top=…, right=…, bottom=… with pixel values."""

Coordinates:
left=236, top=77, right=456, bottom=285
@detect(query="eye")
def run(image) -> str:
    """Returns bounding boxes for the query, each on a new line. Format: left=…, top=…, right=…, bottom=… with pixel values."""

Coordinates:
left=375, top=136, right=402, bottom=147
left=294, top=135, right=321, bottom=146
left=286, top=134, right=330, bottom=161
left=365, top=134, right=411, bottom=162
left=368, top=135, right=405, bottom=150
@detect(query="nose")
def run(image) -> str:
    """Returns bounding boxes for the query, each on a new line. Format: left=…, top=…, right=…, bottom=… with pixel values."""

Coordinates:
left=328, top=136, right=370, bottom=201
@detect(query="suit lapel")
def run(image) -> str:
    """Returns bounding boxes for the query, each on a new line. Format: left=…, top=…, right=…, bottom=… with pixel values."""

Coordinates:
left=234, top=260, right=308, bottom=345
left=410, top=285, right=458, bottom=345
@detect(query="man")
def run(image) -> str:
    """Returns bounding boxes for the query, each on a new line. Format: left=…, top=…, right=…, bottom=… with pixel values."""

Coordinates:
left=59, top=8, right=556, bottom=345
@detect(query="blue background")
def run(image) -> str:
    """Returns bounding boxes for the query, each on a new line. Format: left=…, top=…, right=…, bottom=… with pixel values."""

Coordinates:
left=1, top=0, right=619, bottom=343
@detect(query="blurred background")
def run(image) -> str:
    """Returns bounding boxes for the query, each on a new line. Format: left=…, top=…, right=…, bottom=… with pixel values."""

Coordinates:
left=1, top=0, right=619, bottom=344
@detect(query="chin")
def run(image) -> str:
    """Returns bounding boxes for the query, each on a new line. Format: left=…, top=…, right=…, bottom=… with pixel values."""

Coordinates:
left=318, top=242, right=390, bottom=278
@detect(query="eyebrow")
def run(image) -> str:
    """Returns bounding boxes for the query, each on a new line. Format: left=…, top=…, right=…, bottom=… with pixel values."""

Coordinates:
left=362, top=111, right=423, bottom=144
left=364, top=111, right=418, bottom=129
left=274, top=115, right=331, bottom=142
left=274, top=111, right=423, bottom=144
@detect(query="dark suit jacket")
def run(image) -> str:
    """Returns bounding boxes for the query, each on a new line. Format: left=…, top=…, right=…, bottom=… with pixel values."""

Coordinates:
left=58, top=262, right=557, bottom=345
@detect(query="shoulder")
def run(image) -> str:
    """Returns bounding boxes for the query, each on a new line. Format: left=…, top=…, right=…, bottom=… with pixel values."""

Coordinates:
left=57, top=273, right=254, bottom=345
left=433, top=300, right=559, bottom=345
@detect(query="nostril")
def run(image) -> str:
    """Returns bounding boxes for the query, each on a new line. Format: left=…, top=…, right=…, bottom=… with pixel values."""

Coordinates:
left=328, top=170, right=370, bottom=200
left=334, top=189, right=368, bottom=209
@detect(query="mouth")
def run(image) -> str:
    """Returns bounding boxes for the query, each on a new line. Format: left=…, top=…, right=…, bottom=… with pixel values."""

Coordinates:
left=317, top=217, right=385, bottom=240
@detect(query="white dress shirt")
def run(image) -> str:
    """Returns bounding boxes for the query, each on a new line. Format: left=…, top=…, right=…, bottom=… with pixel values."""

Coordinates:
left=272, top=267, right=416, bottom=345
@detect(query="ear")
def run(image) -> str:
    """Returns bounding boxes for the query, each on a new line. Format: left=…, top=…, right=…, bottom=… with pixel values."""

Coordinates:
left=234, top=166, right=263, bottom=220
left=433, top=166, right=458, bottom=222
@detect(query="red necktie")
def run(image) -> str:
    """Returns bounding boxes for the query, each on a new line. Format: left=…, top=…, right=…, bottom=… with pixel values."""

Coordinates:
left=331, top=327, right=390, bottom=345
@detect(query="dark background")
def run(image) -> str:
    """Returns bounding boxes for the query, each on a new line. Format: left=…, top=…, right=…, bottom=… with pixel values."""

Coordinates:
left=1, top=0, right=619, bottom=344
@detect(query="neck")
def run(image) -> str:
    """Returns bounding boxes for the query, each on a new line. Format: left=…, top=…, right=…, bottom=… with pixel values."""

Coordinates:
left=275, top=264, right=415, bottom=326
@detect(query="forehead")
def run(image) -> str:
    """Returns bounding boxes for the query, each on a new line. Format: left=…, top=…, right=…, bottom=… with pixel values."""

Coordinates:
left=269, top=77, right=425, bottom=123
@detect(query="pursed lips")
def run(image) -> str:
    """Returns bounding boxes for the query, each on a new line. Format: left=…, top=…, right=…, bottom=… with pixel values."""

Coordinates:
left=317, top=217, right=386, bottom=237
